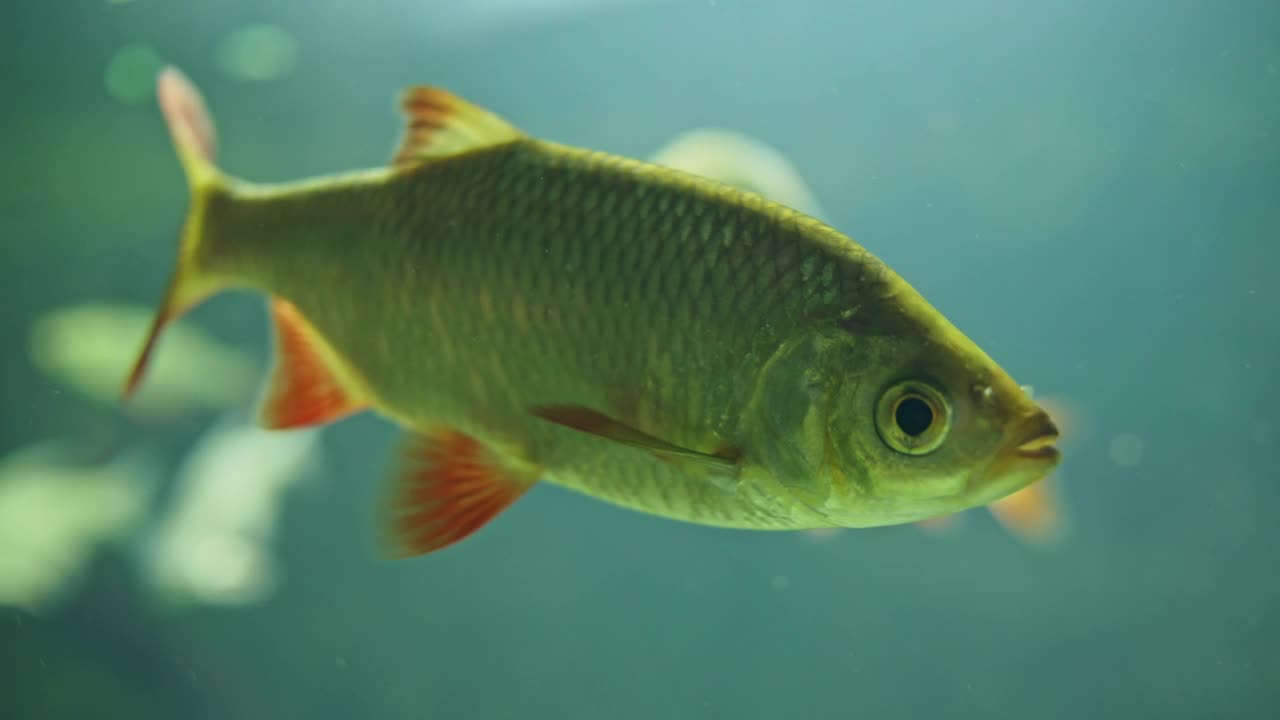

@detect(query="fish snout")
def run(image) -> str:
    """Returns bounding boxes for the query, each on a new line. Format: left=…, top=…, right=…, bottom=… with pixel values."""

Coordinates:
left=1010, top=410, right=1060, bottom=462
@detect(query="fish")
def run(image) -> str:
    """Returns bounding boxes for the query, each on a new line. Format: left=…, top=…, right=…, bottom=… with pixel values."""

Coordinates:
left=649, top=128, right=827, bottom=220
left=29, top=301, right=257, bottom=419
left=138, top=412, right=321, bottom=607
left=0, top=441, right=155, bottom=612
left=123, top=67, right=1061, bottom=558
left=649, top=129, right=1074, bottom=548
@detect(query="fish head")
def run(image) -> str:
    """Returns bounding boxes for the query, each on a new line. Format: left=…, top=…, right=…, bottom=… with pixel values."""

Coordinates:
left=742, top=282, right=1060, bottom=528
left=816, top=289, right=1061, bottom=527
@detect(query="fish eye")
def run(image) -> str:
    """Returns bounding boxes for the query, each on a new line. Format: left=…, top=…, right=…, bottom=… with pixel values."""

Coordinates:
left=875, top=380, right=951, bottom=456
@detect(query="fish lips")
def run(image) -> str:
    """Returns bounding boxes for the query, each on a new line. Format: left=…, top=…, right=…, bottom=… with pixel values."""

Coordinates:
left=1010, top=411, right=1061, bottom=462
left=972, top=410, right=1061, bottom=500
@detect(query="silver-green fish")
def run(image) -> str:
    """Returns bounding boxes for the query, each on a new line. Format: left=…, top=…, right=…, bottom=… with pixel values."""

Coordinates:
left=125, top=67, right=1060, bottom=558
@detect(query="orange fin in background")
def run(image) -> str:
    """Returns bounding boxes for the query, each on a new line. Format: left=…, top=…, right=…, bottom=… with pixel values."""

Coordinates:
left=986, top=478, right=1063, bottom=545
left=392, top=86, right=524, bottom=165
left=258, top=298, right=368, bottom=429
left=803, top=528, right=845, bottom=543
left=915, top=513, right=961, bottom=535
left=915, top=482, right=1063, bottom=545
left=382, top=430, right=538, bottom=558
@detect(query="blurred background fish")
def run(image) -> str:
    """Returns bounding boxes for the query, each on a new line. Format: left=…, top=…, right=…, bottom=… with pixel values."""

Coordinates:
left=23, top=299, right=326, bottom=610
left=137, top=413, right=322, bottom=608
left=28, top=302, right=257, bottom=420
left=0, top=442, right=155, bottom=613
left=649, top=128, right=827, bottom=220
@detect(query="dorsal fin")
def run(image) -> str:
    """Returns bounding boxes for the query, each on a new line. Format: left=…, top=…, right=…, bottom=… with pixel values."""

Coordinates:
left=392, top=87, right=524, bottom=166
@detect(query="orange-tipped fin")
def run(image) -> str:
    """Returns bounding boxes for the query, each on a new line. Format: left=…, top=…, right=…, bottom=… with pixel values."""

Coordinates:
left=122, top=67, right=223, bottom=401
left=383, top=430, right=537, bottom=558
left=259, top=299, right=367, bottom=429
left=392, top=87, right=523, bottom=165
left=158, top=67, right=217, bottom=173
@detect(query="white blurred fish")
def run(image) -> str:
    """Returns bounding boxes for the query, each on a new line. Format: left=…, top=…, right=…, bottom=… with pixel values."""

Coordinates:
left=650, top=128, right=827, bottom=220
left=28, top=302, right=257, bottom=419
left=138, top=412, right=321, bottom=607
left=0, top=441, right=156, bottom=612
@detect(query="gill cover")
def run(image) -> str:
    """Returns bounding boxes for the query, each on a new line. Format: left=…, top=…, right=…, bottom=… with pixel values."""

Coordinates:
left=739, top=329, right=855, bottom=509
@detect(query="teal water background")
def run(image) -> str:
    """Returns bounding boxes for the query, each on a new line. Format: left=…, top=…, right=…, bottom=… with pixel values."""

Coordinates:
left=2, top=1, right=1277, bottom=717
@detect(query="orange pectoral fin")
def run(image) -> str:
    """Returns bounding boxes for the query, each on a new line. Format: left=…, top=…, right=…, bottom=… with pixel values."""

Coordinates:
left=258, top=298, right=368, bottom=429
left=529, top=404, right=740, bottom=476
left=382, top=430, right=538, bottom=558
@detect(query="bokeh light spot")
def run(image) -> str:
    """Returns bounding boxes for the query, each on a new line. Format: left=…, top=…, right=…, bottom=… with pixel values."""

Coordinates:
left=216, top=24, right=299, bottom=83
left=104, top=43, right=163, bottom=104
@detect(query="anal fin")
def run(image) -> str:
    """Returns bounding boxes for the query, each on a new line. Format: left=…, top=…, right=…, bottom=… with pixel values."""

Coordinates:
left=259, top=298, right=368, bottom=429
left=383, top=430, right=537, bottom=558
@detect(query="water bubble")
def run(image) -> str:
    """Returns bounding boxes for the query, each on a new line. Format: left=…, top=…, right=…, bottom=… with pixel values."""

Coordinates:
left=104, top=43, right=163, bottom=104
left=216, top=25, right=299, bottom=83
left=1249, top=420, right=1271, bottom=447
left=1108, top=433, right=1145, bottom=467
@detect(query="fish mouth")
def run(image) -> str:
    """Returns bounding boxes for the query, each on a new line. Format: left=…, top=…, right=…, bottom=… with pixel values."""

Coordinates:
left=968, top=409, right=1061, bottom=506
left=1009, top=411, right=1061, bottom=462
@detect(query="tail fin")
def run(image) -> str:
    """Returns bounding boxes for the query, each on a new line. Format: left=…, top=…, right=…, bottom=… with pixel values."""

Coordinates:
left=123, top=67, right=229, bottom=400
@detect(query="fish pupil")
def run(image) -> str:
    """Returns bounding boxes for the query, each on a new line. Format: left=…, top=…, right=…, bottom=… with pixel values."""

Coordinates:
left=895, top=396, right=934, bottom=437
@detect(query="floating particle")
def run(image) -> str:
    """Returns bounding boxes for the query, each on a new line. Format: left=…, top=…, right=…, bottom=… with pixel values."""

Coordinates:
left=104, top=43, right=163, bottom=104
left=1108, top=433, right=1145, bottom=467
left=1249, top=419, right=1271, bottom=447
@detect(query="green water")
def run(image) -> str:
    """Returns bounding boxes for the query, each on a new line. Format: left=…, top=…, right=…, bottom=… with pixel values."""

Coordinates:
left=2, top=1, right=1277, bottom=717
